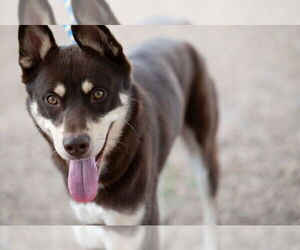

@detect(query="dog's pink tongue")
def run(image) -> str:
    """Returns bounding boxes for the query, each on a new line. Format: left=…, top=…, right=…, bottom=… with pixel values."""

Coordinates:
left=68, top=158, right=98, bottom=203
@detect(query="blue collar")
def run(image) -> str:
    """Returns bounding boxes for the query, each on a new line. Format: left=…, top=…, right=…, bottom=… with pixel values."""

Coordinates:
left=62, top=0, right=77, bottom=24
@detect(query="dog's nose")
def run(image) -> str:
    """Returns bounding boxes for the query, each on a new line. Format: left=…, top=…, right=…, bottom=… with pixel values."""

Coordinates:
left=63, top=134, right=90, bottom=158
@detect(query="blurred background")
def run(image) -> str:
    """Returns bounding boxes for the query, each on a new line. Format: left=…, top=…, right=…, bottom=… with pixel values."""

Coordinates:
left=0, top=226, right=300, bottom=250
left=0, top=26, right=300, bottom=225
left=1, top=0, right=300, bottom=24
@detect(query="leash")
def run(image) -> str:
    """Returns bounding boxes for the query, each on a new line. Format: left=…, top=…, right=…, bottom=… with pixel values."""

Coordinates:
left=63, top=0, right=76, bottom=43
left=63, top=25, right=75, bottom=43
left=62, top=0, right=77, bottom=24
left=61, top=0, right=76, bottom=42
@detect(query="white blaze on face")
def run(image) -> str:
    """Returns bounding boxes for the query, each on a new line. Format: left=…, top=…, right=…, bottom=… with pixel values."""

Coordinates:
left=86, top=93, right=130, bottom=160
left=29, top=102, right=69, bottom=159
left=29, top=93, right=130, bottom=161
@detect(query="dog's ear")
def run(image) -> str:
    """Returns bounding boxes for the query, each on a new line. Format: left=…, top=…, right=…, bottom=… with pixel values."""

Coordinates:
left=18, top=0, right=56, bottom=24
left=71, top=25, right=128, bottom=66
left=18, top=25, right=58, bottom=83
left=71, top=0, right=119, bottom=25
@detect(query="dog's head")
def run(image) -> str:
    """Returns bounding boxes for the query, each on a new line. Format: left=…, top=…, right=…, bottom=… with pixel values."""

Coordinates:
left=18, top=25, right=132, bottom=202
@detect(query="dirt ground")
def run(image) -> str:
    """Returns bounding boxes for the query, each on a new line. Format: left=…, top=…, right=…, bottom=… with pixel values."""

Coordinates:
left=0, top=26, right=300, bottom=226
left=1, top=0, right=300, bottom=24
left=0, top=226, right=300, bottom=250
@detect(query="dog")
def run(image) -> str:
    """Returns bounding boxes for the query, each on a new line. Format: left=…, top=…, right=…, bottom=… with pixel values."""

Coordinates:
left=18, top=25, right=219, bottom=249
left=19, top=0, right=119, bottom=24
left=18, top=0, right=190, bottom=25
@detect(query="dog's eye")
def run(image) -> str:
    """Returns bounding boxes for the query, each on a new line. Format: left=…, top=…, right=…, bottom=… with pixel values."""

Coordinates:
left=46, top=95, right=59, bottom=105
left=93, top=89, right=105, bottom=100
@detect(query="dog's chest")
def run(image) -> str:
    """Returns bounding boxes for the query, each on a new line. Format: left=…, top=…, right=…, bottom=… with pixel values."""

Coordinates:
left=73, top=226, right=146, bottom=250
left=70, top=201, right=144, bottom=225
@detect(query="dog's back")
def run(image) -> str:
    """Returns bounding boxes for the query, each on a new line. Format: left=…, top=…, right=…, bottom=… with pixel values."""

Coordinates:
left=128, top=38, right=195, bottom=161
left=129, top=39, right=218, bottom=193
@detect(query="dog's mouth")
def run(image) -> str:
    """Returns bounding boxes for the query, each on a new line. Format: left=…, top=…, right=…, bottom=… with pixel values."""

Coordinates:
left=67, top=124, right=113, bottom=203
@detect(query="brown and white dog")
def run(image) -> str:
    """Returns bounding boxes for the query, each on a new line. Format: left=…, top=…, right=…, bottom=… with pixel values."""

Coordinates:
left=19, top=0, right=119, bottom=24
left=18, top=0, right=189, bottom=25
left=18, top=25, right=219, bottom=249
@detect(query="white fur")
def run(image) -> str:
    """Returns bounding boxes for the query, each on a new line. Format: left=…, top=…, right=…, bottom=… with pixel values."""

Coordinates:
left=29, top=93, right=130, bottom=161
left=70, top=201, right=145, bottom=225
left=81, top=80, right=94, bottom=94
left=30, top=102, right=68, bottom=158
left=73, top=226, right=105, bottom=249
left=19, top=57, right=32, bottom=68
left=86, top=93, right=130, bottom=166
left=105, top=94, right=130, bottom=154
left=73, top=226, right=145, bottom=250
left=53, top=83, right=66, bottom=97
left=39, top=36, right=51, bottom=59
left=182, top=127, right=219, bottom=250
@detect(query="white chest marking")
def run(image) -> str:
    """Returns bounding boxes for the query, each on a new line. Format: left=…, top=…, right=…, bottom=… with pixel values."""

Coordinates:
left=70, top=201, right=145, bottom=225
left=73, top=226, right=145, bottom=250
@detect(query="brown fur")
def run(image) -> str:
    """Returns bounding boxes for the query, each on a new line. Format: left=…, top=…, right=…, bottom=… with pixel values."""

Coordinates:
left=19, top=26, right=219, bottom=226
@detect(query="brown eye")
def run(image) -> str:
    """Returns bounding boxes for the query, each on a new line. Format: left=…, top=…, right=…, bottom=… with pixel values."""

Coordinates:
left=93, top=89, right=105, bottom=100
left=46, top=95, right=59, bottom=105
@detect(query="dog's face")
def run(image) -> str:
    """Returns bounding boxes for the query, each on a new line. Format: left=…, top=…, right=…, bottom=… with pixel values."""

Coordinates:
left=19, top=26, right=131, bottom=163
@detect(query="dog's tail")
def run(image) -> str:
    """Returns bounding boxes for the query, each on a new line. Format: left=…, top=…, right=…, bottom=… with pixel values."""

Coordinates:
left=182, top=44, right=220, bottom=250
left=184, top=45, right=219, bottom=197
left=182, top=44, right=219, bottom=212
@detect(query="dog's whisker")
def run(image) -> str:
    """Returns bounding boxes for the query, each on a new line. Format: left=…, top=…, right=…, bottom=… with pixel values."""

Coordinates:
left=95, top=137, right=106, bottom=142
left=49, top=150, right=58, bottom=158
left=110, top=137, right=128, bottom=148
left=125, top=121, right=139, bottom=136
left=108, top=139, right=127, bottom=154
left=128, top=96, right=142, bottom=105
left=95, top=135, right=128, bottom=152
left=127, top=96, right=137, bottom=102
